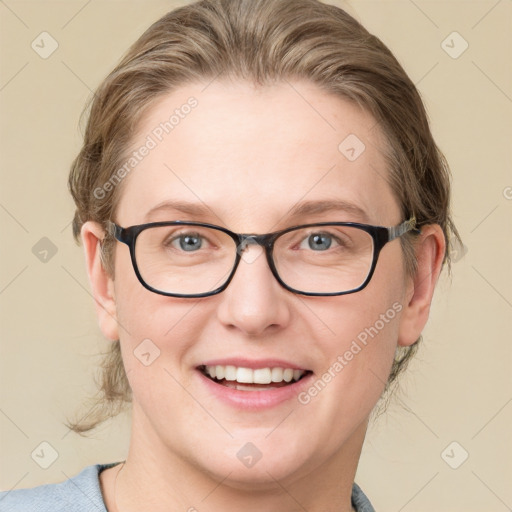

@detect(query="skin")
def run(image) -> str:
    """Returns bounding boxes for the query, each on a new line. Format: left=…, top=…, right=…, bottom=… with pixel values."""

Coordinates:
left=82, top=79, right=445, bottom=512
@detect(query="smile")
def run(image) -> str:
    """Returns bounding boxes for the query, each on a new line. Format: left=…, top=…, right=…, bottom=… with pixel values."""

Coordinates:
left=198, top=364, right=311, bottom=391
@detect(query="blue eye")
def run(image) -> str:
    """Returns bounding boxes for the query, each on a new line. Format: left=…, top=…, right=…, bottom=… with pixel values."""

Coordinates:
left=305, top=233, right=333, bottom=251
left=174, top=234, right=203, bottom=251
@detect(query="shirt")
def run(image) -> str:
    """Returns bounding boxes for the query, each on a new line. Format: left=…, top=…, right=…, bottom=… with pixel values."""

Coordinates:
left=0, top=462, right=376, bottom=511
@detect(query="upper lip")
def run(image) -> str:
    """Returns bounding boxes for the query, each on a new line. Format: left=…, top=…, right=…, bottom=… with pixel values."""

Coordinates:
left=197, top=358, right=311, bottom=371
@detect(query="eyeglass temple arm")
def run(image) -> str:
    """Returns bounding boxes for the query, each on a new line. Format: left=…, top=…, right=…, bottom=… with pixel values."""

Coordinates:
left=104, top=220, right=123, bottom=241
left=388, top=216, right=419, bottom=241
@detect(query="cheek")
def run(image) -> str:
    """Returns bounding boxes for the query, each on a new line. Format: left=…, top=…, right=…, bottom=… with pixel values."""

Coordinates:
left=303, top=251, right=406, bottom=414
left=112, top=243, right=188, bottom=337
left=348, top=252, right=406, bottom=380
left=311, top=294, right=401, bottom=392
left=292, top=303, right=399, bottom=461
left=112, top=246, right=218, bottom=386
left=112, top=248, right=189, bottom=377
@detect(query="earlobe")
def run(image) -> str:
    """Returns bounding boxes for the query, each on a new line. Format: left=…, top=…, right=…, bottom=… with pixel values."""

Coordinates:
left=81, top=221, right=119, bottom=341
left=397, top=224, right=446, bottom=347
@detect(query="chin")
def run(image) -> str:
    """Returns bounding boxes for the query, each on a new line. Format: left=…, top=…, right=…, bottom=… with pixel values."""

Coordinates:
left=203, top=459, right=307, bottom=491
left=186, top=435, right=320, bottom=491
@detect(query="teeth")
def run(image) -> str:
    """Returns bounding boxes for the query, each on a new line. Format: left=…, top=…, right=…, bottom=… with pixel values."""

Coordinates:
left=236, top=367, right=253, bottom=383
left=271, top=367, right=283, bottom=382
left=283, top=369, right=293, bottom=382
left=215, top=365, right=225, bottom=380
left=253, top=368, right=272, bottom=384
left=225, top=365, right=237, bottom=381
left=203, top=365, right=306, bottom=384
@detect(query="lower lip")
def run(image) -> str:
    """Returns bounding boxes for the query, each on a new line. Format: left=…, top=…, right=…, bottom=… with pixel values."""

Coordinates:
left=196, top=369, right=314, bottom=410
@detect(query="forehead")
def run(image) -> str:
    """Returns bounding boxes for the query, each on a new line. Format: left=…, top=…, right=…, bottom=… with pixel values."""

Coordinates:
left=115, top=79, right=400, bottom=229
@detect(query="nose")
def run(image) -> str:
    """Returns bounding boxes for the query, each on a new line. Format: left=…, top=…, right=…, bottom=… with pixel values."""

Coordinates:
left=215, top=243, right=292, bottom=337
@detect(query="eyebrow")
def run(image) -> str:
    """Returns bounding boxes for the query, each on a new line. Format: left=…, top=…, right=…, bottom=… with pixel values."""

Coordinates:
left=144, top=200, right=216, bottom=222
left=144, top=199, right=370, bottom=224
left=285, top=199, right=370, bottom=223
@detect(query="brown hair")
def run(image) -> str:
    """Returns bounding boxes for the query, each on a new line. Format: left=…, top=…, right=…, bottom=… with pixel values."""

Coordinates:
left=66, top=0, right=460, bottom=434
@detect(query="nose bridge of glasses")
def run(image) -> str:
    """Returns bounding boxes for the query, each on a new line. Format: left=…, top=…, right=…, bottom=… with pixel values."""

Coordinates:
left=236, top=234, right=269, bottom=254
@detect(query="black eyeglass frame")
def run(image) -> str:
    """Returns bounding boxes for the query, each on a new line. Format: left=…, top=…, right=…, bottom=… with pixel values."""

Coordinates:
left=107, top=217, right=419, bottom=298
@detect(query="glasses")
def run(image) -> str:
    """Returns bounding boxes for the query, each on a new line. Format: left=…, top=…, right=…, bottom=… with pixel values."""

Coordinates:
left=108, top=217, right=419, bottom=298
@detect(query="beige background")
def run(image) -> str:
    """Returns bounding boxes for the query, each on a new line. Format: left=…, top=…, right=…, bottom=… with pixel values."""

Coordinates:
left=0, top=1, right=511, bottom=510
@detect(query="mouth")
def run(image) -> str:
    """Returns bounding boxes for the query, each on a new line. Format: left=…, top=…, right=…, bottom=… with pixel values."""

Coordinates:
left=197, top=364, right=312, bottom=391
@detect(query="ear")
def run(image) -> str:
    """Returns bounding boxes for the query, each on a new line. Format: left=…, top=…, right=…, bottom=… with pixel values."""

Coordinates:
left=398, top=224, right=446, bottom=347
left=81, top=221, right=119, bottom=341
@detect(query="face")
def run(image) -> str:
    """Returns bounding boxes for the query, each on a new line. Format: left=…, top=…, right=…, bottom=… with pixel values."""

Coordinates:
left=90, top=80, right=416, bottom=488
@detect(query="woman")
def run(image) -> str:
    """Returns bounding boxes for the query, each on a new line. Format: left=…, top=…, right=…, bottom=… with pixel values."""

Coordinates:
left=0, top=0, right=459, bottom=510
